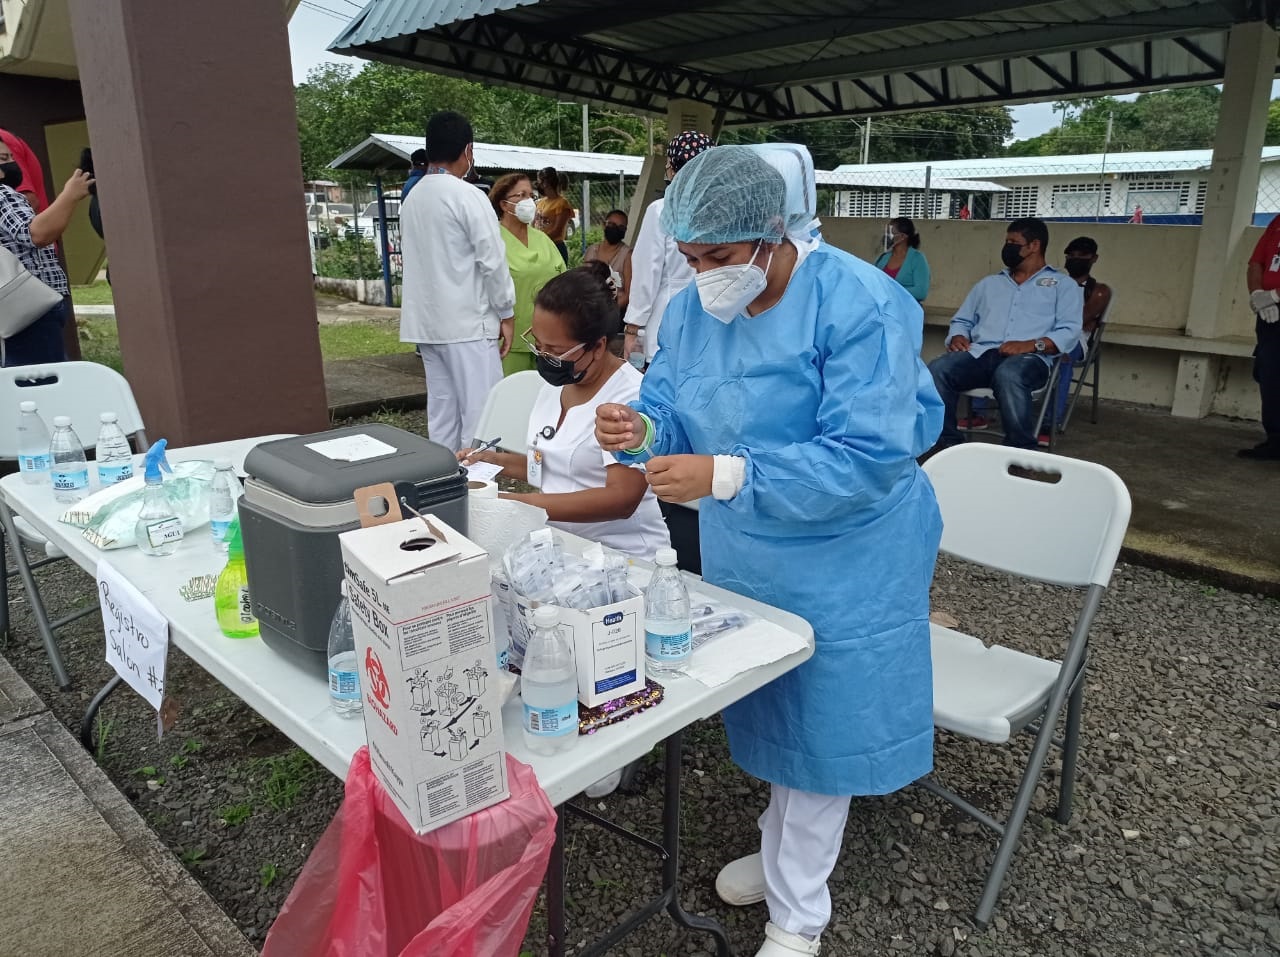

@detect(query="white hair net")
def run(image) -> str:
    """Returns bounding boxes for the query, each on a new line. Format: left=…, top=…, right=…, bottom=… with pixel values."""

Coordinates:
left=660, top=143, right=821, bottom=249
left=660, top=146, right=788, bottom=245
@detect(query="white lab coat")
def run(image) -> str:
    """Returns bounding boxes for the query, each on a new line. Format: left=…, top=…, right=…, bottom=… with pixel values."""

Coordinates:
left=399, top=172, right=515, bottom=344
left=625, top=197, right=694, bottom=363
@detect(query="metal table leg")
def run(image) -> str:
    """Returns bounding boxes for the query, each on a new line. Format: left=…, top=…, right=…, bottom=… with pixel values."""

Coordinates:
left=80, top=675, right=123, bottom=751
left=545, top=731, right=734, bottom=957
left=0, top=498, right=70, bottom=689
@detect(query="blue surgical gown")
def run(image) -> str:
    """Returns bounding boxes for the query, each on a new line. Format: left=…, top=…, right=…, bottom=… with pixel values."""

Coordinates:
left=619, top=243, right=944, bottom=796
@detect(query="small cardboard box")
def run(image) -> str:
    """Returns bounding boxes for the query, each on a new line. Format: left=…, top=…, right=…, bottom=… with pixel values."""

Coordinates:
left=514, top=587, right=646, bottom=707
left=339, top=515, right=508, bottom=834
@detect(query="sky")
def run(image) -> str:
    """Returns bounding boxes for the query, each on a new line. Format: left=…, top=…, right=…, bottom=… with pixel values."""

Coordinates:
left=287, top=5, right=1272, bottom=148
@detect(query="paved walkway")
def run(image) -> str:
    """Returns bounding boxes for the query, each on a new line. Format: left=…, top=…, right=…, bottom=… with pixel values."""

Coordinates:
left=0, top=659, right=256, bottom=957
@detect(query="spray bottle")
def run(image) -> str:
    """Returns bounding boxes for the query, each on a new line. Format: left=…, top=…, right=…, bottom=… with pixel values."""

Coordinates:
left=214, top=518, right=259, bottom=638
left=134, top=440, right=183, bottom=556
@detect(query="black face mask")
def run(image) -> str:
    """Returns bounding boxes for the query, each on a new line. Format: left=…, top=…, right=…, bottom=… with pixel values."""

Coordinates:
left=1001, top=243, right=1026, bottom=270
left=603, top=225, right=626, bottom=245
left=535, top=346, right=594, bottom=387
left=0, top=162, right=23, bottom=191
left=1064, top=257, right=1091, bottom=278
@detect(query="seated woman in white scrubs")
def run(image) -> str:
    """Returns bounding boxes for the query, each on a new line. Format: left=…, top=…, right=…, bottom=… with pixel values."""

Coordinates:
left=459, top=261, right=671, bottom=562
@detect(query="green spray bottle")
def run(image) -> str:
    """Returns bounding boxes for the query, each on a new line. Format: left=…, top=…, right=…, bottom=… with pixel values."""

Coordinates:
left=214, top=518, right=258, bottom=638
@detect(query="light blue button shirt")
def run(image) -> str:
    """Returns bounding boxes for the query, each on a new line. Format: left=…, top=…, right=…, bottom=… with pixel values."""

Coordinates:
left=947, top=265, right=1083, bottom=363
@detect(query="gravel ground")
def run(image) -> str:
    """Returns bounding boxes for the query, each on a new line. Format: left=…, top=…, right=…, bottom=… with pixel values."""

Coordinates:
left=1, top=417, right=1276, bottom=956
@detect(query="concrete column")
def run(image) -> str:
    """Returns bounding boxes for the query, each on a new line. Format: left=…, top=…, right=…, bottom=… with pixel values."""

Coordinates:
left=1174, top=20, right=1276, bottom=417
left=65, top=0, right=328, bottom=444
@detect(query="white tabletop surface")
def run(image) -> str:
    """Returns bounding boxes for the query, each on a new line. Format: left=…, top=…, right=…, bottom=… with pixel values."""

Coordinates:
left=2, top=438, right=813, bottom=807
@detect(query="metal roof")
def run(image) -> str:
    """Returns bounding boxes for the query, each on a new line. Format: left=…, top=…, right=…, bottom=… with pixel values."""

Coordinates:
left=330, top=133, right=646, bottom=175
left=327, top=0, right=1269, bottom=125
left=833, top=146, right=1280, bottom=180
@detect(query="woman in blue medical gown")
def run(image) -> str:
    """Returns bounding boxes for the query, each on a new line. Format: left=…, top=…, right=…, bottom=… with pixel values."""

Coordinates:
left=596, top=145, right=944, bottom=957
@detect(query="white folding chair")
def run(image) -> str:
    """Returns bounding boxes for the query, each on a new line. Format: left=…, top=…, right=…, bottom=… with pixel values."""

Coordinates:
left=920, top=444, right=1131, bottom=926
left=959, top=353, right=1065, bottom=451
left=0, top=362, right=147, bottom=688
left=471, top=370, right=544, bottom=454
left=1060, top=293, right=1116, bottom=434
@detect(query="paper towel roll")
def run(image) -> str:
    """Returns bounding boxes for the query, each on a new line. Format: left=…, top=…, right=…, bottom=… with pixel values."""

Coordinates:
left=467, top=496, right=549, bottom=558
left=467, top=479, right=499, bottom=499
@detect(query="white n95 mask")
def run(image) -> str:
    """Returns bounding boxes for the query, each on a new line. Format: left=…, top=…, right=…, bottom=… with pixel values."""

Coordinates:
left=513, top=198, right=538, bottom=224
left=695, top=244, right=774, bottom=323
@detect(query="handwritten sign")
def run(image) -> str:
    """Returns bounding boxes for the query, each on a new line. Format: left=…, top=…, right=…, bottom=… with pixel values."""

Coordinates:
left=97, top=560, right=169, bottom=711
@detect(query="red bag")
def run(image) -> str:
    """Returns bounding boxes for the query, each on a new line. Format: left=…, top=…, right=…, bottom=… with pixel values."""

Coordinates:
left=263, top=747, right=556, bottom=957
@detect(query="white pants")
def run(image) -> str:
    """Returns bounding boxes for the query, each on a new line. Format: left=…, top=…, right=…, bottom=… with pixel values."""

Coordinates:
left=760, top=784, right=852, bottom=939
left=418, top=340, right=502, bottom=453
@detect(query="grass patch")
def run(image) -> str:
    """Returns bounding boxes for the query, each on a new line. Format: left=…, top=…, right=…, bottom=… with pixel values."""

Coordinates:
left=317, top=319, right=413, bottom=360
left=218, top=802, right=254, bottom=826
left=247, top=750, right=321, bottom=812
left=71, top=280, right=113, bottom=306
left=260, top=863, right=279, bottom=889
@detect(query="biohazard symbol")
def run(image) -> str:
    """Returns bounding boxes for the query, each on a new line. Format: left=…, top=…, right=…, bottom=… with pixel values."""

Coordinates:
left=365, top=646, right=390, bottom=708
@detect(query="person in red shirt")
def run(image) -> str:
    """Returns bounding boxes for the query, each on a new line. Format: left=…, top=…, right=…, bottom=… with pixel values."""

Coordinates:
left=1243, top=215, right=1280, bottom=460
left=0, top=129, right=49, bottom=212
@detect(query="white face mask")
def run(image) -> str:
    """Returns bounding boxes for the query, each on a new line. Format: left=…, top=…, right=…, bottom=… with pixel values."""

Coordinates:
left=510, top=198, right=537, bottom=224
left=695, top=244, right=774, bottom=323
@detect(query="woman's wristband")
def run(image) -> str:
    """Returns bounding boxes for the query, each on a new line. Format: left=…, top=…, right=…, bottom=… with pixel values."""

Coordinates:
left=623, top=413, right=654, bottom=455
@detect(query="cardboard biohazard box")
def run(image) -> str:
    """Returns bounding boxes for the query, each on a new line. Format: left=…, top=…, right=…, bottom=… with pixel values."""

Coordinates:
left=339, top=514, right=508, bottom=834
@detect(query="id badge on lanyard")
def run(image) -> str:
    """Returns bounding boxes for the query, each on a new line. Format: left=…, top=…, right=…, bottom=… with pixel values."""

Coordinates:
left=527, top=445, right=543, bottom=488
left=1270, top=253, right=1280, bottom=273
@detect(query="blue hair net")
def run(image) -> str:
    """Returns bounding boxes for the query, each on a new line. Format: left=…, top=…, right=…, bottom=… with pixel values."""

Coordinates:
left=661, top=146, right=788, bottom=245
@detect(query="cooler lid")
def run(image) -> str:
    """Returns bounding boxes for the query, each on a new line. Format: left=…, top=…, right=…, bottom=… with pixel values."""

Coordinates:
left=243, top=424, right=463, bottom=504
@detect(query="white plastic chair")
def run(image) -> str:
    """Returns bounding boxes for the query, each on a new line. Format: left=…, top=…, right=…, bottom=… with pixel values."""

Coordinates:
left=0, top=362, right=147, bottom=688
left=920, top=444, right=1131, bottom=926
left=471, top=370, right=544, bottom=454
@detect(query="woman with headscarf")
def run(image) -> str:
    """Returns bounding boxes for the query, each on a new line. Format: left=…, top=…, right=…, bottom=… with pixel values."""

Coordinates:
left=596, top=145, right=943, bottom=957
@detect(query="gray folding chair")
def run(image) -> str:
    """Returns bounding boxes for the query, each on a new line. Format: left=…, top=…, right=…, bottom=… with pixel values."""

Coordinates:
left=959, top=353, right=1065, bottom=451
left=919, top=444, right=1131, bottom=926
left=0, top=362, right=147, bottom=688
left=1060, top=294, right=1116, bottom=434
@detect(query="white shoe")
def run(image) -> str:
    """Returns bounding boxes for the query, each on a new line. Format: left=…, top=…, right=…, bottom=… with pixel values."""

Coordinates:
left=715, top=852, right=765, bottom=906
left=754, top=921, right=821, bottom=956
left=584, top=769, right=623, bottom=798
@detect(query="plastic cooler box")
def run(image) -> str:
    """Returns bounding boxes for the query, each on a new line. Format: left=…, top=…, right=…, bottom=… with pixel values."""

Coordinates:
left=238, top=425, right=469, bottom=674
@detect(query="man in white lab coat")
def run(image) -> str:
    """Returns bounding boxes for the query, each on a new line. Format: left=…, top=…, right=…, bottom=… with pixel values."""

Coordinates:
left=399, top=111, right=516, bottom=452
left=622, top=131, right=714, bottom=366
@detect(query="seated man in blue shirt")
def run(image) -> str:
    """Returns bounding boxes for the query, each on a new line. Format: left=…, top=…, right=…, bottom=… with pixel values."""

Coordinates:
left=928, top=217, right=1083, bottom=450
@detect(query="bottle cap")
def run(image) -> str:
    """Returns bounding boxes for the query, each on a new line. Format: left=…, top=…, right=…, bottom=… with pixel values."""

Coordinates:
left=214, top=458, right=233, bottom=470
left=655, top=547, right=678, bottom=567
left=19, top=401, right=36, bottom=413
left=533, top=605, right=558, bottom=627
left=53, top=415, right=71, bottom=428
left=99, top=411, right=117, bottom=423
left=339, top=580, right=347, bottom=597
left=226, top=517, right=244, bottom=557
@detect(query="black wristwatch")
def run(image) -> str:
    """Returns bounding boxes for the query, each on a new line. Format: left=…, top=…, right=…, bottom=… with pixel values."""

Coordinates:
left=1034, top=338, right=1047, bottom=353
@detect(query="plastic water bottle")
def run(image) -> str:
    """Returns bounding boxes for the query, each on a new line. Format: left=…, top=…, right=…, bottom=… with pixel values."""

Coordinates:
left=134, top=439, right=182, bottom=556
left=644, top=547, right=691, bottom=677
left=628, top=327, right=646, bottom=370
left=16, top=401, right=52, bottom=485
left=214, top=518, right=258, bottom=638
left=521, top=605, right=579, bottom=756
left=209, top=460, right=241, bottom=553
left=48, top=416, right=89, bottom=504
left=94, top=412, right=134, bottom=486
left=327, top=582, right=362, bottom=717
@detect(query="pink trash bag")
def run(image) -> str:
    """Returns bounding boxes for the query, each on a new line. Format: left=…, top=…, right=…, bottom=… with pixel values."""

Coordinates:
left=263, top=747, right=556, bottom=957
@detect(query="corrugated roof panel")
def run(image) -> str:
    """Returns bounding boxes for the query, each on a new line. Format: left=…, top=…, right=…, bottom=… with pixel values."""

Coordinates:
left=329, top=133, right=647, bottom=175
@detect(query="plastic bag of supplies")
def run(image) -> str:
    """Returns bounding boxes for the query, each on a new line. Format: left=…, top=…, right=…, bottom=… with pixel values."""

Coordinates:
left=262, top=747, right=556, bottom=957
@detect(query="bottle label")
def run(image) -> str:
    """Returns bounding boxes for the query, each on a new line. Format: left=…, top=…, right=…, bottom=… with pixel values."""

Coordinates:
left=646, top=627, right=693, bottom=662
left=210, top=519, right=232, bottom=543
left=328, top=669, right=361, bottom=701
left=51, top=468, right=88, bottom=491
left=497, top=647, right=509, bottom=670
left=524, top=701, right=577, bottom=737
left=145, top=517, right=184, bottom=549
left=97, top=462, right=133, bottom=485
left=19, top=453, right=50, bottom=474
left=237, top=585, right=255, bottom=624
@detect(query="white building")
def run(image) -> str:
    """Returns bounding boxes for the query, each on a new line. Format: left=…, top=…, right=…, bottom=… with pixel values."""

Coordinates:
left=832, top=148, right=1280, bottom=225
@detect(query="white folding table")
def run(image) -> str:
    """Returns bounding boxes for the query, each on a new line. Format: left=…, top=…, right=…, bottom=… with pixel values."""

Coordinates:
left=0, top=438, right=814, bottom=956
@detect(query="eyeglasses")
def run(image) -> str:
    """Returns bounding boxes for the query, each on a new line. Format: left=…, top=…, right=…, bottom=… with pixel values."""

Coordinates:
left=520, top=331, right=586, bottom=367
